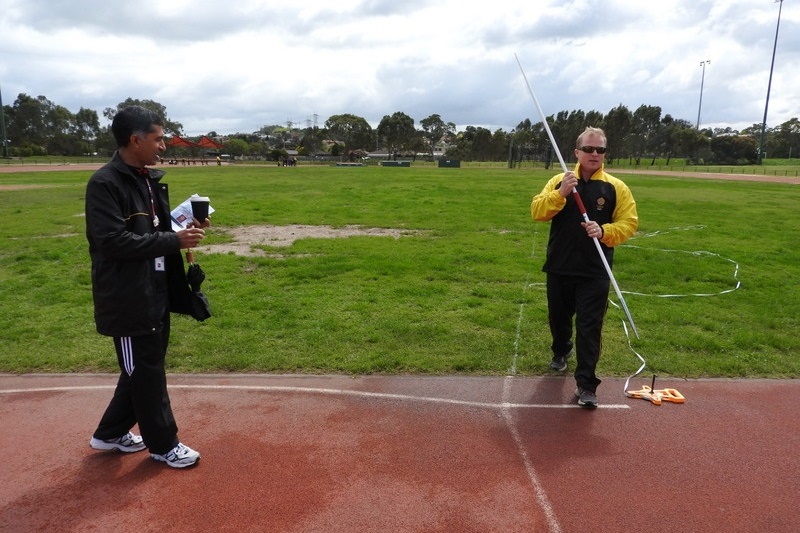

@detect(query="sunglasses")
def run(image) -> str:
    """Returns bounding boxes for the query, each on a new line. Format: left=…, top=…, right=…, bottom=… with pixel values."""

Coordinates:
left=578, top=146, right=607, bottom=154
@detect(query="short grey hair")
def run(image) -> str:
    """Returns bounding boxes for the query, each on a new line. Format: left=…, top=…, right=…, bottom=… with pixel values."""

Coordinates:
left=576, top=126, right=607, bottom=148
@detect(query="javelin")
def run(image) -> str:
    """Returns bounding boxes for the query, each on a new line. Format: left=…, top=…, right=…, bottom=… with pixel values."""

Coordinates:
left=515, top=53, right=639, bottom=339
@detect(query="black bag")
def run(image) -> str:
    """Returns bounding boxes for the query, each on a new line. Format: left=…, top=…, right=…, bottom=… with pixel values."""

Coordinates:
left=167, top=253, right=212, bottom=321
left=186, top=261, right=211, bottom=321
left=188, top=290, right=212, bottom=321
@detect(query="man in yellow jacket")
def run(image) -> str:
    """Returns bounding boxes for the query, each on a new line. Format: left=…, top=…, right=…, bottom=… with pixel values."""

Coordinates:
left=531, top=127, right=638, bottom=408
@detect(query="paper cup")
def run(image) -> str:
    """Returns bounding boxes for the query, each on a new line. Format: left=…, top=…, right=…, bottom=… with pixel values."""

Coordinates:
left=190, top=196, right=210, bottom=221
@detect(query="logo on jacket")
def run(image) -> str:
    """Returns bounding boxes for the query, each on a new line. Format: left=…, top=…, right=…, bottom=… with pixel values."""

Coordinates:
left=596, top=198, right=606, bottom=211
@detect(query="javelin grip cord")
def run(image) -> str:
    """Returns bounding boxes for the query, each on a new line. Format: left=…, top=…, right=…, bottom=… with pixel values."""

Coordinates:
left=515, top=53, right=639, bottom=339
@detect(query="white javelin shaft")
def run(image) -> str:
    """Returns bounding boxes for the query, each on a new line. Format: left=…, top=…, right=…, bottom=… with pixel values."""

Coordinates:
left=515, top=54, right=639, bottom=339
left=514, top=54, right=569, bottom=174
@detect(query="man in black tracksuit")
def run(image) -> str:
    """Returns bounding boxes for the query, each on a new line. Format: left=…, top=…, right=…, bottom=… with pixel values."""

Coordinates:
left=531, top=127, right=638, bottom=408
left=85, top=106, right=208, bottom=467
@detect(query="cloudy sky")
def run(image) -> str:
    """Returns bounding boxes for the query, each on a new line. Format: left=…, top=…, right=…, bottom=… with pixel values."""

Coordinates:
left=1, top=0, right=797, bottom=136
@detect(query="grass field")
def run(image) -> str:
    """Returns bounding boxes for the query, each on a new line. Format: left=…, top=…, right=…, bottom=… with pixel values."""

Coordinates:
left=1, top=163, right=797, bottom=379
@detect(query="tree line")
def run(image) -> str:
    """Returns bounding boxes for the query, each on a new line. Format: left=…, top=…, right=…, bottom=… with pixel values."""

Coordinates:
left=2, top=93, right=799, bottom=165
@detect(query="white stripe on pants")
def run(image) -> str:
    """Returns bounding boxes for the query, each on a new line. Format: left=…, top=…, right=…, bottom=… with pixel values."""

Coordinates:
left=120, top=336, right=135, bottom=376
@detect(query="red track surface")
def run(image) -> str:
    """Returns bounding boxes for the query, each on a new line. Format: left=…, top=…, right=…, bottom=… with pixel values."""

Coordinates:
left=1, top=374, right=798, bottom=532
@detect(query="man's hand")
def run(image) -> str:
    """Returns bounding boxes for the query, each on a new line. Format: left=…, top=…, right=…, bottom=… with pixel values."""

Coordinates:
left=177, top=227, right=205, bottom=249
left=559, top=172, right=578, bottom=198
left=189, top=217, right=211, bottom=229
left=582, top=221, right=603, bottom=239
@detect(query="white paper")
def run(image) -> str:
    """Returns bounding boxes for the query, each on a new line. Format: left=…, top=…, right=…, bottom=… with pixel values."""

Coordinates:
left=170, top=194, right=215, bottom=231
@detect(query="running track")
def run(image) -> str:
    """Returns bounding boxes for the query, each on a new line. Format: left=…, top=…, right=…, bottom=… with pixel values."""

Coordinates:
left=1, top=373, right=798, bottom=532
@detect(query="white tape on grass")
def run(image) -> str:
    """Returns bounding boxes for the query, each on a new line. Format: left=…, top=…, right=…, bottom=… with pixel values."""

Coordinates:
left=620, top=245, right=741, bottom=298
left=521, top=223, right=741, bottom=398
left=622, top=224, right=741, bottom=297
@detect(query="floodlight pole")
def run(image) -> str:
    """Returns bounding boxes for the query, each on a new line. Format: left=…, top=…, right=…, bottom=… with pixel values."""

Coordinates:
left=696, top=60, right=710, bottom=130
left=0, top=84, right=8, bottom=158
left=758, top=0, right=784, bottom=165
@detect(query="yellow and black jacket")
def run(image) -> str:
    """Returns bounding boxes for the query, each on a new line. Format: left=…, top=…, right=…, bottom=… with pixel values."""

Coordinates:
left=531, top=163, right=638, bottom=278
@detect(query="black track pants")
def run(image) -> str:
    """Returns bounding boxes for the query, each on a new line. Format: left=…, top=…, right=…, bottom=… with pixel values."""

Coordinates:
left=92, top=313, right=179, bottom=455
left=546, top=273, right=610, bottom=392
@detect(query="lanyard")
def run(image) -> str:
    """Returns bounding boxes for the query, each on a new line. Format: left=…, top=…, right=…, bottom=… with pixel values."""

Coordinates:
left=144, top=177, right=160, bottom=228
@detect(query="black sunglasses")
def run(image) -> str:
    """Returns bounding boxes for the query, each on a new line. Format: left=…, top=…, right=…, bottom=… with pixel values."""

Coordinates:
left=578, top=146, right=607, bottom=154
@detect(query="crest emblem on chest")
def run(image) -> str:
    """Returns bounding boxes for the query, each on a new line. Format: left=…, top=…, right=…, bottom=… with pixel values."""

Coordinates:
left=595, top=197, right=606, bottom=211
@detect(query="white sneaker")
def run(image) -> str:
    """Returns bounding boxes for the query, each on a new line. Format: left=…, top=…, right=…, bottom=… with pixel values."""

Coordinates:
left=150, top=443, right=200, bottom=468
left=89, top=432, right=146, bottom=453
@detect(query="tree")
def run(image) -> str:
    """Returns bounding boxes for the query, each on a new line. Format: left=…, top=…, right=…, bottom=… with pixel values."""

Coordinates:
left=73, top=107, right=102, bottom=154
left=771, top=118, right=800, bottom=158
left=325, top=114, right=373, bottom=157
left=629, top=104, right=662, bottom=164
left=562, top=110, right=586, bottom=159
left=45, top=103, right=77, bottom=155
left=447, top=127, right=471, bottom=160
left=298, top=126, right=323, bottom=155
left=603, top=104, right=632, bottom=162
left=548, top=111, right=571, bottom=163
left=512, top=117, right=554, bottom=166
left=510, top=119, right=533, bottom=166
left=657, top=114, right=674, bottom=164
left=419, top=114, right=455, bottom=159
left=2, top=89, right=797, bottom=164
left=4, top=94, right=105, bottom=156
left=710, top=135, right=757, bottom=164
left=222, top=138, right=249, bottom=158
left=103, top=98, right=184, bottom=136
left=584, top=111, right=605, bottom=130
left=377, top=111, right=416, bottom=159
left=450, top=125, right=500, bottom=161
left=713, top=126, right=738, bottom=136
left=6, top=94, right=49, bottom=154
left=490, top=129, right=510, bottom=162
left=740, top=123, right=764, bottom=140
left=671, top=125, right=709, bottom=164
left=472, top=127, right=494, bottom=161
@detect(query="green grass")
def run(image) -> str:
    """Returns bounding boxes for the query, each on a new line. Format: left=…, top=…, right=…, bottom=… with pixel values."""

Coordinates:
left=1, top=164, right=798, bottom=379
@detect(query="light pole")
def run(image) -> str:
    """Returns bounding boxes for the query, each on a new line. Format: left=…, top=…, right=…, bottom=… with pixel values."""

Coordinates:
left=696, top=60, right=710, bottom=130
left=0, top=84, right=8, bottom=158
left=758, top=0, right=784, bottom=165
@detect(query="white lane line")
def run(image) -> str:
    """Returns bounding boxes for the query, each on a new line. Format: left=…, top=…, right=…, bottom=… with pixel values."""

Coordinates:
left=510, top=236, right=542, bottom=376
left=0, top=384, right=630, bottom=409
left=502, top=376, right=564, bottom=533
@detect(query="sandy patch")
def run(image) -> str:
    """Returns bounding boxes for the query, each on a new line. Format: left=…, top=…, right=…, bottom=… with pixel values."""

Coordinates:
left=610, top=168, right=800, bottom=184
left=0, top=184, right=65, bottom=190
left=196, top=224, right=420, bottom=257
left=0, top=163, right=104, bottom=176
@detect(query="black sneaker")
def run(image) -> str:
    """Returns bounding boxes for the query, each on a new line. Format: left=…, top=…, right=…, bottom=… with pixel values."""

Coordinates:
left=575, top=387, right=598, bottom=409
left=549, top=349, right=572, bottom=372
